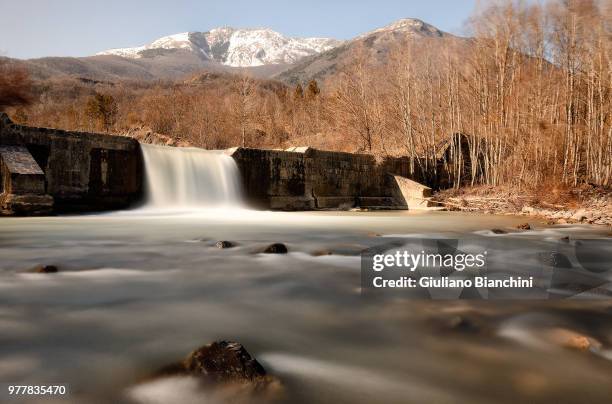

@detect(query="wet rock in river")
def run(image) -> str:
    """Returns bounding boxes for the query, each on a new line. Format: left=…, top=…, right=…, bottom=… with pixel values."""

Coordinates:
left=516, top=223, right=531, bottom=230
left=548, top=328, right=602, bottom=352
left=311, top=249, right=333, bottom=256
left=184, top=341, right=267, bottom=383
left=565, top=335, right=592, bottom=351
left=26, top=265, right=59, bottom=273
left=151, top=341, right=274, bottom=387
left=215, top=241, right=235, bottom=249
left=138, top=341, right=281, bottom=403
left=491, top=229, right=508, bottom=234
left=263, top=243, right=288, bottom=254
left=446, top=315, right=480, bottom=333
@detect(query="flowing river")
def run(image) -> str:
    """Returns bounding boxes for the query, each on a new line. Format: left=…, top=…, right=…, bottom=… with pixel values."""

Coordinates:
left=0, top=145, right=611, bottom=403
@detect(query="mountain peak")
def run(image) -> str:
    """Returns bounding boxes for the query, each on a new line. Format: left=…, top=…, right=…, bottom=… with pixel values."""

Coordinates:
left=96, top=27, right=342, bottom=67
left=361, top=18, right=446, bottom=38
left=275, top=18, right=452, bottom=85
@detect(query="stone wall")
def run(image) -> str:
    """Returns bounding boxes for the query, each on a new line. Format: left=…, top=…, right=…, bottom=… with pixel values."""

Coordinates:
left=229, top=147, right=405, bottom=210
left=228, top=147, right=312, bottom=209
left=229, top=145, right=464, bottom=210
left=0, top=113, right=142, bottom=214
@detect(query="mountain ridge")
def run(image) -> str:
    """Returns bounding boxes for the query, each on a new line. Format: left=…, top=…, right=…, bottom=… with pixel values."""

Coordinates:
left=96, top=27, right=342, bottom=67
left=7, top=18, right=459, bottom=84
left=273, top=18, right=458, bottom=85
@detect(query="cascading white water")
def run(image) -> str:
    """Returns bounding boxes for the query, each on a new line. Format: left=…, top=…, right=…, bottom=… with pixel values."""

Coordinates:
left=140, top=144, right=243, bottom=209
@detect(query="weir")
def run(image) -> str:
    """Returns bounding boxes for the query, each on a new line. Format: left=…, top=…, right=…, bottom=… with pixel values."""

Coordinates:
left=0, top=113, right=463, bottom=215
left=140, top=144, right=242, bottom=209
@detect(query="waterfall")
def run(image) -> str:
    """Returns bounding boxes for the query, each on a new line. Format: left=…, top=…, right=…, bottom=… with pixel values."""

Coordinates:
left=140, top=144, right=243, bottom=209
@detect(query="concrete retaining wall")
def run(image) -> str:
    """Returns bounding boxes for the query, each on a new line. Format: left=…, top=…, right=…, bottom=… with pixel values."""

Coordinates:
left=228, top=147, right=309, bottom=209
left=229, top=147, right=407, bottom=210
left=0, top=113, right=142, bottom=214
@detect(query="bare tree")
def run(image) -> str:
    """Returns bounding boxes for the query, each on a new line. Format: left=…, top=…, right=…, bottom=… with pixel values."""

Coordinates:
left=233, top=72, right=256, bottom=147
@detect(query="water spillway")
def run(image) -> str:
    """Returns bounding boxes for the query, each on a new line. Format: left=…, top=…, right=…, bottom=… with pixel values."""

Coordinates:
left=140, top=144, right=243, bottom=209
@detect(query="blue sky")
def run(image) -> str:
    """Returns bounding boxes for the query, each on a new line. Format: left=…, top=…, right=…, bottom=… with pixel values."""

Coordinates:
left=0, top=0, right=477, bottom=59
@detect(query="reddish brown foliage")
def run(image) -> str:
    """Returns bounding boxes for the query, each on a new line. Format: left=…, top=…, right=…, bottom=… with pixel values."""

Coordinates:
left=0, top=62, right=33, bottom=110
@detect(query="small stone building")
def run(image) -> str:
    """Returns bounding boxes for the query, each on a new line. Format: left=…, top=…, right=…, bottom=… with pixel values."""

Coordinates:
left=0, top=145, right=53, bottom=215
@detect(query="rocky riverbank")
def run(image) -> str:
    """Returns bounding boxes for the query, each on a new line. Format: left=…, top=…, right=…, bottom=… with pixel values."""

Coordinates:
left=435, top=185, right=612, bottom=227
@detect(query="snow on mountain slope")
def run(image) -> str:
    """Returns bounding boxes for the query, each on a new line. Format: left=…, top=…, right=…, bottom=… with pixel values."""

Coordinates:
left=97, top=28, right=341, bottom=67
left=98, top=33, right=196, bottom=58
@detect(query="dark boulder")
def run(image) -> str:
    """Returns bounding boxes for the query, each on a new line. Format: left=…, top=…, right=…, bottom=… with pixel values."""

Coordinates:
left=27, top=265, right=59, bottom=273
left=184, top=341, right=267, bottom=383
left=149, top=341, right=272, bottom=387
left=215, top=241, right=235, bottom=249
left=263, top=243, right=288, bottom=254
left=144, top=341, right=282, bottom=401
left=446, top=315, right=480, bottom=333
left=516, top=223, right=531, bottom=230
left=491, top=229, right=507, bottom=234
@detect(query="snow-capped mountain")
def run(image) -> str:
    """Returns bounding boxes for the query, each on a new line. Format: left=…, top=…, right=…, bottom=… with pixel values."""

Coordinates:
left=19, top=18, right=457, bottom=83
left=97, top=28, right=342, bottom=67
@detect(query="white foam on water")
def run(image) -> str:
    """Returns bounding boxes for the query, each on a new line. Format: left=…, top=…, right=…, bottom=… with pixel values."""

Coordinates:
left=259, top=352, right=452, bottom=402
left=126, top=376, right=212, bottom=404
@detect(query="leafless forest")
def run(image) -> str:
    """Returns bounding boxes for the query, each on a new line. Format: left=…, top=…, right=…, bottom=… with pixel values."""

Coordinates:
left=2, top=0, right=611, bottom=190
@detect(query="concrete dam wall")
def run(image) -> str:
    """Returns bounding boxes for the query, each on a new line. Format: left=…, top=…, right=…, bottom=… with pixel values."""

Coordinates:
left=229, top=147, right=411, bottom=210
left=0, top=112, right=440, bottom=215
left=0, top=113, right=142, bottom=215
